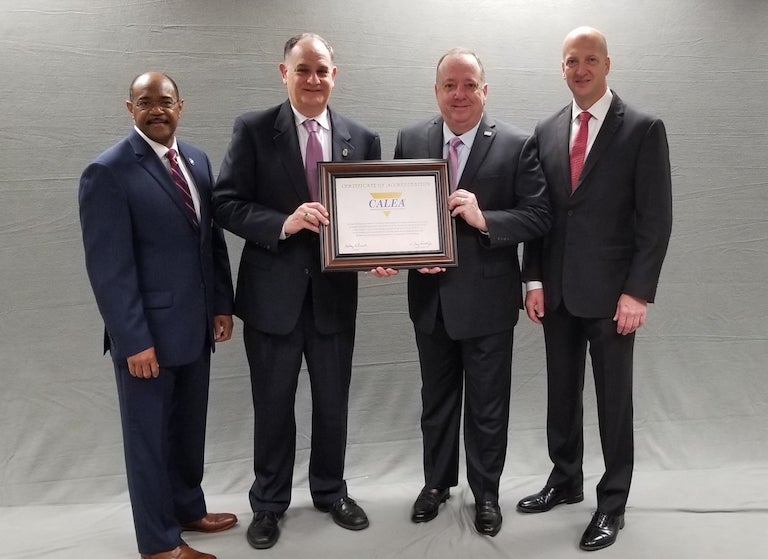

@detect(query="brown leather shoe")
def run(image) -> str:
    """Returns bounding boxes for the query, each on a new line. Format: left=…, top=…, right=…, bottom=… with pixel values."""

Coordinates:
left=181, top=512, right=238, bottom=533
left=140, top=543, right=216, bottom=559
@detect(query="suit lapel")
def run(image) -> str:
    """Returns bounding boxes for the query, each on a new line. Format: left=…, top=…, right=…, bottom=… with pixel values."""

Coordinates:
left=129, top=131, right=199, bottom=231
left=427, top=118, right=444, bottom=159
left=459, top=115, right=495, bottom=189
left=554, top=107, right=573, bottom=196
left=329, top=109, right=355, bottom=161
left=178, top=142, right=208, bottom=235
left=273, top=101, right=308, bottom=201
left=578, top=92, right=624, bottom=188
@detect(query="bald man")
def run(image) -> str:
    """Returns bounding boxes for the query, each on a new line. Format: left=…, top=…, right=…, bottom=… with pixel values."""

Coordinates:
left=517, top=27, right=672, bottom=551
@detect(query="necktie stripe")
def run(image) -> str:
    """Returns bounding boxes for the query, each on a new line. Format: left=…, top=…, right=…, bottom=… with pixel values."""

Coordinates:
left=166, top=148, right=199, bottom=226
left=448, top=136, right=463, bottom=192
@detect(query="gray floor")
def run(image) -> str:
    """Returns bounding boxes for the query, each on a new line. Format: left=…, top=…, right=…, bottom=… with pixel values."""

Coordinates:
left=3, top=469, right=765, bottom=558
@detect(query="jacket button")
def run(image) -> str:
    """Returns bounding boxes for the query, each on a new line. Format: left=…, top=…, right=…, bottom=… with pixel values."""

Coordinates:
left=567, top=210, right=574, bottom=216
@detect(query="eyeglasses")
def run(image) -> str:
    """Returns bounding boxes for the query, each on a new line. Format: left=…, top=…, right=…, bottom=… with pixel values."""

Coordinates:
left=133, top=99, right=181, bottom=111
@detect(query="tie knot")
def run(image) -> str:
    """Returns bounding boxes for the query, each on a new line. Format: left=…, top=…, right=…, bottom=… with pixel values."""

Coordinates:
left=303, top=119, right=319, bottom=133
left=579, top=111, right=591, bottom=124
left=166, top=148, right=178, bottom=163
left=449, top=136, right=463, bottom=149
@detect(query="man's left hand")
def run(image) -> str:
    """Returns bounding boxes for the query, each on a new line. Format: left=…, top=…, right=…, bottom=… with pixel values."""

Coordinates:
left=448, top=189, right=487, bottom=231
left=613, top=294, right=647, bottom=335
left=214, top=315, right=234, bottom=342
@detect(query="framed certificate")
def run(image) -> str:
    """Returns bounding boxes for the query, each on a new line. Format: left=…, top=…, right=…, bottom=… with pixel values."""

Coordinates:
left=318, top=160, right=458, bottom=271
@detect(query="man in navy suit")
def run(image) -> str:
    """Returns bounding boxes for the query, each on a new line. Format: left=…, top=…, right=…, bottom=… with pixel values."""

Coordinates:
left=516, top=27, right=673, bottom=551
left=79, top=72, right=237, bottom=559
left=212, top=34, right=381, bottom=549
left=380, top=48, right=551, bottom=537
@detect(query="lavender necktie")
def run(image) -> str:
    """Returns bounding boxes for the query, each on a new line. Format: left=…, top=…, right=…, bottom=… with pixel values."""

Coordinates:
left=303, top=119, right=322, bottom=201
left=448, top=136, right=463, bottom=191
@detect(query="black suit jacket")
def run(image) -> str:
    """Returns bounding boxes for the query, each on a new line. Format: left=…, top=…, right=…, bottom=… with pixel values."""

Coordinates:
left=213, top=101, right=381, bottom=335
left=396, top=114, right=551, bottom=340
left=523, top=91, right=673, bottom=317
left=80, top=130, right=234, bottom=365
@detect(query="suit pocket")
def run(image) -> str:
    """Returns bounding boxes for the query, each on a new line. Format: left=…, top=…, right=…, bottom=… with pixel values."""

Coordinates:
left=142, top=290, right=174, bottom=309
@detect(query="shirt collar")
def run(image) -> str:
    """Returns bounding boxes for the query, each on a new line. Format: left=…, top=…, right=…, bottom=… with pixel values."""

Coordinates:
left=291, top=105, right=331, bottom=131
left=134, top=125, right=179, bottom=159
left=571, top=88, right=613, bottom=123
left=442, top=117, right=482, bottom=149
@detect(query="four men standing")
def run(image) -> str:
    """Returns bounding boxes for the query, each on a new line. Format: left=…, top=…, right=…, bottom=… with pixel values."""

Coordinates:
left=80, top=26, right=671, bottom=556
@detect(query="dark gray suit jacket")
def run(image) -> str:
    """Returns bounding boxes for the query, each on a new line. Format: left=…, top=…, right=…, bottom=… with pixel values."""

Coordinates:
left=523, top=91, right=673, bottom=317
left=396, top=114, right=551, bottom=340
left=213, top=101, right=381, bottom=335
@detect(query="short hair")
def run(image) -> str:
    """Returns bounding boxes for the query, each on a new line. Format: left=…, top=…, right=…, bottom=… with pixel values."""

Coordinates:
left=128, top=72, right=180, bottom=101
left=283, top=32, right=335, bottom=62
left=436, top=48, right=486, bottom=83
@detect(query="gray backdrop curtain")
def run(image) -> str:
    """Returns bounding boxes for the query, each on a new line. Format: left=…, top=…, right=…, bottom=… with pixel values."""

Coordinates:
left=1, top=1, right=766, bottom=557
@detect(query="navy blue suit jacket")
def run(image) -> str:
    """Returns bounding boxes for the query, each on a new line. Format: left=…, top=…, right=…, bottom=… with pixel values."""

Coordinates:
left=80, top=130, right=234, bottom=365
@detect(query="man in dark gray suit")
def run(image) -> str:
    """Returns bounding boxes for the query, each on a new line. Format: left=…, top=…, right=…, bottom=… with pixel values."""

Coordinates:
left=213, top=33, right=380, bottom=550
left=388, top=48, right=551, bottom=537
left=516, top=27, right=673, bottom=551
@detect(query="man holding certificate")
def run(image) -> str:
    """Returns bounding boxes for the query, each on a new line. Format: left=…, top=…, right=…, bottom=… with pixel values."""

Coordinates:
left=388, top=47, right=551, bottom=536
left=212, top=33, right=380, bottom=550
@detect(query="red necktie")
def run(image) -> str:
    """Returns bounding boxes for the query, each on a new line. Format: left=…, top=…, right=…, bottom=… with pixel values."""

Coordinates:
left=448, top=136, right=463, bottom=191
left=166, top=149, right=198, bottom=226
left=303, top=119, right=322, bottom=201
left=570, top=111, right=591, bottom=190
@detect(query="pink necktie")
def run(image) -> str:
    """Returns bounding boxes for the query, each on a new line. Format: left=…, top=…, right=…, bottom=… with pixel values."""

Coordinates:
left=166, top=149, right=198, bottom=226
left=570, top=111, right=591, bottom=190
left=303, top=119, right=322, bottom=201
left=448, top=136, right=463, bottom=191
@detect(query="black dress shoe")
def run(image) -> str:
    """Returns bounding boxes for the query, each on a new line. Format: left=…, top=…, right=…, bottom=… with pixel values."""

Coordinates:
left=411, top=487, right=450, bottom=523
left=516, top=486, right=584, bottom=513
left=474, top=501, right=502, bottom=537
left=316, top=496, right=369, bottom=530
left=246, top=511, right=280, bottom=550
left=579, top=512, right=624, bottom=551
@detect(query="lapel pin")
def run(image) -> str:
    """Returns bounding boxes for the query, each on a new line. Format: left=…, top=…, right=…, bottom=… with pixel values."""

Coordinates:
left=483, top=130, right=492, bottom=137
left=189, top=158, right=195, bottom=165
left=342, top=148, right=349, bottom=158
